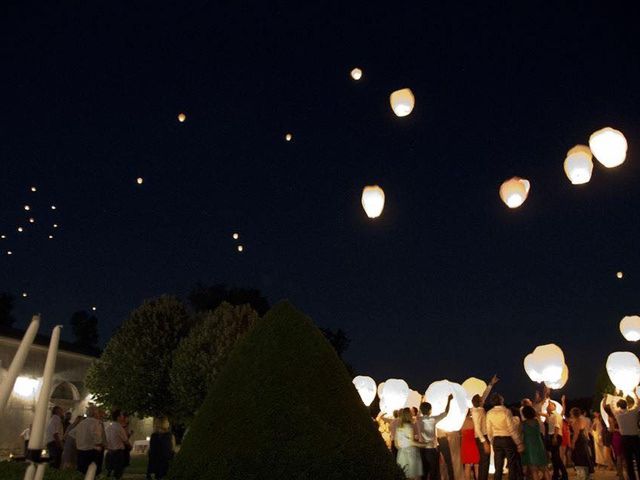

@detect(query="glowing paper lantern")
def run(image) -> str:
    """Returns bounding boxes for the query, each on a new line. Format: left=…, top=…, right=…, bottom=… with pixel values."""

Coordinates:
left=13, top=376, right=39, bottom=398
left=564, top=145, right=593, bottom=185
left=404, top=389, right=422, bottom=410
left=589, top=127, right=627, bottom=168
left=232, top=233, right=239, bottom=240
left=237, top=245, right=244, bottom=252
left=380, top=379, right=409, bottom=414
left=461, top=377, right=487, bottom=407
left=136, top=177, right=144, bottom=185
left=350, top=68, right=363, bottom=80
left=352, top=376, right=376, bottom=406
left=389, top=88, right=415, bottom=117
left=617, top=271, right=624, bottom=279
left=177, top=113, right=186, bottom=123
left=607, top=351, right=640, bottom=395
left=620, top=316, right=640, bottom=342
left=424, top=380, right=468, bottom=432
left=361, top=185, right=385, bottom=218
left=285, top=133, right=292, bottom=142
left=499, top=177, right=530, bottom=209
left=524, top=344, right=565, bottom=383
left=544, top=364, right=569, bottom=389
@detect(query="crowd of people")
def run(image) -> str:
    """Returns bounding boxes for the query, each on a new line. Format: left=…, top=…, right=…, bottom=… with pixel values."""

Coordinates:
left=27, top=405, right=176, bottom=479
left=378, top=376, right=640, bottom=480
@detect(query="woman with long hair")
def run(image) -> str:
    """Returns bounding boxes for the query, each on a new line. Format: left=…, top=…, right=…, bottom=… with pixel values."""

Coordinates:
left=521, top=406, right=550, bottom=480
left=461, top=409, right=480, bottom=480
left=394, top=407, right=423, bottom=480
left=569, top=408, right=594, bottom=480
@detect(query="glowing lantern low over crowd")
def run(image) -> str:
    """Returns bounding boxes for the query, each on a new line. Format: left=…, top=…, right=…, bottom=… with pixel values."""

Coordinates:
left=524, top=344, right=565, bottom=384
left=404, top=390, right=422, bottom=410
left=606, top=352, right=640, bottom=395
left=461, top=377, right=487, bottom=407
left=499, top=177, right=530, bottom=209
left=589, top=127, right=627, bottom=168
left=620, top=316, right=640, bottom=342
left=563, top=145, right=594, bottom=185
left=544, top=364, right=569, bottom=390
left=361, top=185, right=385, bottom=218
left=424, top=380, right=468, bottom=432
left=389, top=88, right=415, bottom=117
left=350, top=68, right=363, bottom=81
left=352, top=376, right=376, bottom=406
left=13, top=376, right=39, bottom=398
left=380, top=379, right=409, bottom=415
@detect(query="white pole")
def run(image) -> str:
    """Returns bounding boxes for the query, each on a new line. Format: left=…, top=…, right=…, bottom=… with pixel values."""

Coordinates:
left=84, top=462, right=97, bottom=480
left=27, top=325, right=62, bottom=452
left=0, top=315, right=40, bottom=414
left=23, top=464, right=36, bottom=480
left=33, top=463, right=46, bottom=480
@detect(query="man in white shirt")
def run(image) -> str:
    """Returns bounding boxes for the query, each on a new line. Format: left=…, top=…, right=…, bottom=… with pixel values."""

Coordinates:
left=486, top=393, right=524, bottom=480
left=471, top=375, right=499, bottom=480
left=45, top=406, right=64, bottom=468
left=609, top=393, right=640, bottom=480
left=417, top=395, right=453, bottom=480
left=105, top=410, right=131, bottom=479
left=75, top=406, right=106, bottom=476
left=546, top=401, right=567, bottom=480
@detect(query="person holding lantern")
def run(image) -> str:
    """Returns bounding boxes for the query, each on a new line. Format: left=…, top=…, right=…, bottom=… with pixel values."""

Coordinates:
left=546, top=400, right=568, bottom=480
left=416, top=395, right=453, bottom=480
left=486, top=393, right=524, bottom=480
left=471, top=374, right=499, bottom=480
left=608, top=392, right=640, bottom=480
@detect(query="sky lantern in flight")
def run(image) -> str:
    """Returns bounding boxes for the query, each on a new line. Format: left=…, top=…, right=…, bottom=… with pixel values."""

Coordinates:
left=461, top=377, right=487, bottom=407
left=544, top=364, right=569, bottom=389
left=350, top=67, right=363, bottom=80
left=620, top=316, right=640, bottom=342
left=389, top=88, right=415, bottom=117
left=352, top=376, right=376, bottom=406
left=499, top=177, right=530, bottom=208
left=380, top=379, right=409, bottom=415
left=177, top=113, right=186, bottom=123
left=617, top=271, right=624, bottom=279
left=404, top=390, right=422, bottom=410
left=136, top=177, right=144, bottom=185
left=606, top=352, right=640, bottom=395
left=589, top=127, right=627, bottom=168
left=361, top=185, right=385, bottom=218
left=524, top=344, right=565, bottom=384
left=285, top=133, right=292, bottom=142
left=563, top=145, right=593, bottom=185
left=424, top=380, right=468, bottom=432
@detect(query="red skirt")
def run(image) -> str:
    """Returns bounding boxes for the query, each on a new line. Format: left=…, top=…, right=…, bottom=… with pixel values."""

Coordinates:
left=461, top=428, right=480, bottom=464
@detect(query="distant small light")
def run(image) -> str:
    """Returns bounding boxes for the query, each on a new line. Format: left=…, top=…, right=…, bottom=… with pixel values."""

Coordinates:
left=232, top=233, right=239, bottom=240
left=146, top=436, right=151, bottom=441
left=31, top=186, right=37, bottom=192
left=350, top=67, right=363, bottom=80
left=22, top=292, right=27, bottom=298
left=617, top=271, right=624, bottom=279
left=91, top=306, right=97, bottom=311
left=237, top=245, right=244, bottom=252
left=7, top=251, right=12, bottom=255
left=51, top=205, right=56, bottom=210
left=28, top=218, right=35, bottom=224
left=53, top=224, right=58, bottom=228
left=178, top=113, right=186, bottom=123
left=285, top=133, right=292, bottom=142
left=0, top=235, right=5, bottom=239
left=48, top=235, right=53, bottom=239
left=24, top=205, right=30, bottom=211
left=17, top=227, right=23, bottom=233
left=136, top=177, right=144, bottom=185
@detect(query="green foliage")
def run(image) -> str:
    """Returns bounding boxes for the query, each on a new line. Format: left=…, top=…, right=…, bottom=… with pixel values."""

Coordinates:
left=69, top=310, right=99, bottom=348
left=0, top=292, right=15, bottom=328
left=168, top=301, right=403, bottom=480
left=0, top=462, right=83, bottom=480
left=170, top=302, right=259, bottom=423
left=86, top=296, right=192, bottom=418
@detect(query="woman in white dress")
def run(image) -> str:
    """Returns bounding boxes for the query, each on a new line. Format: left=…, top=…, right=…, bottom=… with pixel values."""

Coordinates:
left=395, top=407, right=423, bottom=480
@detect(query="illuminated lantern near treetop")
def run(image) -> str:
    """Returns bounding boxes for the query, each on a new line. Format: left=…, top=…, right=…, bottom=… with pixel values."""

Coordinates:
left=606, top=351, right=640, bottom=395
left=424, top=380, right=468, bottom=432
left=361, top=185, right=385, bottom=218
left=620, top=316, right=640, bottom=342
left=589, top=127, right=627, bottom=168
left=352, top=376, right=376, bottom=406
left=544, top=363, right=569, bottom=390
left=499, top=177, right=530, bottom=209
left=380, top=379, right=409, bottom=415
left=524, top=344, right=565, bottom=384
left=461, top=377, right=487, bottom=408
left=404, top=389, right=422, bottom=410
left=389, top=88, right=415, bottom=117
left=564, top=145, right=594, bottom=185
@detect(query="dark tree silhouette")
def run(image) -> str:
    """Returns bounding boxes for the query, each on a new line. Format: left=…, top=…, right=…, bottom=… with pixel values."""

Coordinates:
left=0, top=292, right=15, bottom=328
left=188, top=283, right=270, bottom=316
left=69, top=310, right=99, bottom=348
left=320, top=327, right=351, bottom=358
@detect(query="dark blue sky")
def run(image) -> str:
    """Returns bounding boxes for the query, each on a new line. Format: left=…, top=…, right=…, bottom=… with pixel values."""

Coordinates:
left=2, top=2, right=640, bottom=400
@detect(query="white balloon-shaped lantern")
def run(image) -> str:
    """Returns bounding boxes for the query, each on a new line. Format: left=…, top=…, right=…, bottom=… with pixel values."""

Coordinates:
left=389, top=88, right=415, bottom=117
left=544, top=364, right=569, bottom=390
left=499, top=177, right=530, bottom=209
left=350, top=68, right=363, bottom=81
left=352, top=376, right=377, bottom=406
left=404, top=389, right=422, bottom=410
left=564, top=145, right=594, bottom=185
left=606, top=352, right=640, bottom=395
left=424, top=380, right=468, bottom=432
left=461, top=377, right=487, bottom=407
left=361, top=185, right=385, bottom=218
left=524, top=344, right=565, bottom=384
left=380, top=379, right=409, bottom=415
left=589, top=127, right=627, bottom=168
left=620, top=316, right=640, bottom=342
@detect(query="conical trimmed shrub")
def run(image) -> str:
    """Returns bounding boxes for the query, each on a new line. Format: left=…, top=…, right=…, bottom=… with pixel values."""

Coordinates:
left=168, top=301, right=404, bottom=480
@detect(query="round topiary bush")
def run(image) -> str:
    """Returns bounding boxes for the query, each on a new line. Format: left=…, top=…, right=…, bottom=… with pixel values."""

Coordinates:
left=168, top=301, right=404, bottom=480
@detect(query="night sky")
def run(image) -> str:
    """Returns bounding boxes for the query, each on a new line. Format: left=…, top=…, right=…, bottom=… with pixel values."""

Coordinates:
left=2, top=2, right=640, bottom=401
